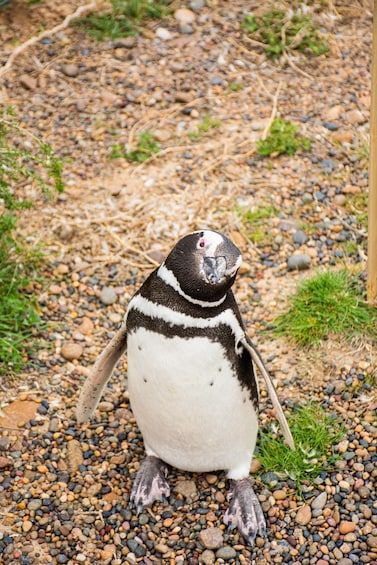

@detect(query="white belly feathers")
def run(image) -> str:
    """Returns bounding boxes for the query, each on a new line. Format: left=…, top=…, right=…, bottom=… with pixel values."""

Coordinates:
left=127, top=328, right=258, bottom=478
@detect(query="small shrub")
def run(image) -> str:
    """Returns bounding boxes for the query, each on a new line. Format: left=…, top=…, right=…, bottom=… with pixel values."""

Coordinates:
left=0, top=108, right=64, bottom=374
left=273, top=270, right=377, bottom=346
left=188, top=113, right=222, bottom=140
left=236, top=204, right=279, bottom=245
left=257, top=402, right=345, bottom=491
left=110, top=131, right=160, bottom=162
left=257, top=118, right=311, bottom=156
left=242, top=8, right=329, bottom=60
left=78, top=0, right=171, bottom=40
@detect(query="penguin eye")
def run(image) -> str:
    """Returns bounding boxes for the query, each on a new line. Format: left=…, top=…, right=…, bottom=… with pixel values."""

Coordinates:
left=198, top=237, right=206, bottom=249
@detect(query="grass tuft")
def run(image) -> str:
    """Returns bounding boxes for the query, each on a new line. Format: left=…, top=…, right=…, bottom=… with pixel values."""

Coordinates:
left=110, top=131, right=160, bottom=162
left=257, top=118, right=311, bottom=157
left=273, top=270, right=377, bottom=346
left=257, top=402, right=344, bottom=490
left=78, top=0, right=171, bottom=40
left=242, top=8, right=329, bottom=60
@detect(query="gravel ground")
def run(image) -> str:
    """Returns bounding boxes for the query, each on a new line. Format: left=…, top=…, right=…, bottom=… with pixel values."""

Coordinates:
left=0, top=1, right=376, bottom=564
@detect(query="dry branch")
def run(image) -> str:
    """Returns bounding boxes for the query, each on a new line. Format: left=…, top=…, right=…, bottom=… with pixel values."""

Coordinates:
left=0, top=2, right=98, bottom=78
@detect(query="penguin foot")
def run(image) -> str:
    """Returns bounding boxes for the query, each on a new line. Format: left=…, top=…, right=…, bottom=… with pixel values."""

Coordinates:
left=130, top=456, right=170, bottom=513
left=223, top=478, right=266, bottom=545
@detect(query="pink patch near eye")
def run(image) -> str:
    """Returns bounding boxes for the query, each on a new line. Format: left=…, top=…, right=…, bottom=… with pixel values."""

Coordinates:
left=199, top=238, right=205, bottom=248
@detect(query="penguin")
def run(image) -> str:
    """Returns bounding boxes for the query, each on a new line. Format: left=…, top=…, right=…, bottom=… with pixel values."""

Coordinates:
left=76, top=229, right=294, bottom=544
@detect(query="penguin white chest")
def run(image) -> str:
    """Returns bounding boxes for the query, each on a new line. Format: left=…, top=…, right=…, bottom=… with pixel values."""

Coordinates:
left=127, top=328, right=258, bottom=477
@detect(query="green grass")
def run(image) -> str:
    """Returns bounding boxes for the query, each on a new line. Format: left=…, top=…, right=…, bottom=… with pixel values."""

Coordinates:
left=110, top=131, right=160, bottom=162
left=77, top=0, right=171, bottom=40
left=274, top=270, right=377, bottom=346
left=188, top=113, right=222, bottom=140
left=257, top=402, right=344, bottom=490
left=257, top=118, right=311, bottom=156
left=237, top=204, right=279, bottom=244
left=0, top=107, right=64, bottom=374
left=242, top=8, right=329, bottom=60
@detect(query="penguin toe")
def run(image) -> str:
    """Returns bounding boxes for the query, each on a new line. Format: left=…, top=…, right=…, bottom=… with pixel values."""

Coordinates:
left=223, top=478, right=266, bottom=545
left=130, top=455, right=170, bottom=511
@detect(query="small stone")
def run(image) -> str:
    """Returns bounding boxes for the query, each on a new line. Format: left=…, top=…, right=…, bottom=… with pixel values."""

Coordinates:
left=76, top=555, right=86, bottom=563
left=292, top=230, right=308, bottom=245
left=287, top=253, right=311, bottom=271
left=61, top=63, right=80, bottom=77
left=174, top=8, right=196, bottom=25
left=23, top=520, right=33, bottom=533
left=98, top=401, right=115, bottom=414
left=61, top=343, right=83, bottom=360
left=199, top=527, right=224, bottom=549
left=295, top=504, right=312, bottom=525
left=114, top=36, right=137, bottom=48
left=311, top=491, right=327, bottom=510
left=322, top=121, right=339, bottom=131
left=339, top=521, right=356, bottom=534
left=346, top=109, right=366, bottom=124
left=205, top=474, right=218, bottom=485
left=190, top=0, right=205, bottom=10
left=78, top=316, right=94, bottom=335
left=200, top=550, right=216, bottom=565
left=67, top=439, right=84, bottom=472
left=336, top=439, right=349, bottom=453
left=174, top=479, right=197, bottom=499
left=324, top=105, right=343, bottom=121
left=215, top=546, right=237, bottom=560
left=250, top=458, right=262, bottom=473
left=332, top=130, right=354, bottom=144
left=337, top=560, right=353, bottom=565
left=101, top=544, right=116, bottom=560
left=27, top=499, right=42, bottom=511
left=155, top=27, right=172, bottom=40
left=0, top=437, right=11, bottom=450
left=20, top=74, right=37, bottom=90
left=367, top=535, right=377, bottom=549
left=155, top=543, right=169, bottom=553
left=100, top=286, right=117, bottom=305
left=334, top=194, right=346, bottom=206
left=273, top=489, right=287, bottom=501
left=0, top=456, right=12, bottom=468
left=357, top=486, right=370, bottom=499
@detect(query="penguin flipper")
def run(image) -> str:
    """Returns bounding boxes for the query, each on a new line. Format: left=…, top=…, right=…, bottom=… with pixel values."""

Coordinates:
left=240, top=334, right=295, bottom=451
left=224, top=478, right=266, bottom=544
left=75, top=323, right=128, bottom=423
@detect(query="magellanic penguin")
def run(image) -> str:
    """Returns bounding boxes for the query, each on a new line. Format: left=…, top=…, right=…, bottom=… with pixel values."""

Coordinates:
left=76, top=229, right=294, bottom=544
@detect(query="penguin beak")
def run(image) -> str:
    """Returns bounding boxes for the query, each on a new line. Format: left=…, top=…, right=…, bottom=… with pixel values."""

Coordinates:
left=202, top=256, right=227, bottom=284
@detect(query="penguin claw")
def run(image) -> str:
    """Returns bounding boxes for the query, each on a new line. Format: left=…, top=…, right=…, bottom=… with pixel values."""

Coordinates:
left=130, top=456, right=170, bottom=511
left=223, top=478, right=266, bottom=545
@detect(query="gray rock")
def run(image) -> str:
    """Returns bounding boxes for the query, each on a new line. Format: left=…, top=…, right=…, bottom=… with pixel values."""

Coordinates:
left=287, top=254, right=311, bottom=271
left=200, top=549, right=216, bottom=564
left=61, top=64, right=80, bottom=78
left=278, top=219, right=298, bottom=232
left=100, top=286, right=117, bottom=305
left=190, top=0, right=205, bottom=10
left=199, top=527, right=223, bottom=549
left=293, top=229, right=308, bottom=245
left=311, top=491, right=327, bottom=510
left=216, top=546, right=237, bottom=560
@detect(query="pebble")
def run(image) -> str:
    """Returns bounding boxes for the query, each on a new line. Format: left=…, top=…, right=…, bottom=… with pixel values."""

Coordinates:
left=100, top=286, right=117, bottom=305
left=200, top=549, right=216, bottom=564
left=61, top=342, right=83, bottom=360
left=287, top=253, right=311, bottom=271
left=199, top=527, right=224, bottom=549
left=61, top=63, right=80, bottom=77
left=311, top=491, right=327, bottom=510
left=292, top=229, right=308, bottom=245
left=174, top=8, right=196, bottom=25
left=339, top=521, right=356, bottom=534
left=156, top=27, right=172, bottom=41
left=295, top=505, right=312, bottom=525
left=216, top=546, right=237, bottom=560
left=174, top=479, right=197, bottom=498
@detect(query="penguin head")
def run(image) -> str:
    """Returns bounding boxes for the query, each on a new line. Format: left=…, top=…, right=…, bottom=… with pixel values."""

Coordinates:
left=164, top=230, right=242, bottom=302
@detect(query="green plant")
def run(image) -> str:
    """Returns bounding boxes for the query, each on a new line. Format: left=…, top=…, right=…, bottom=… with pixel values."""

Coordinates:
left=78, top=0, right=171, bottom=40
left=110, top=131, right=160, bottom=162
left=257, top=118, right=311, bottom=156
left=0, top=108, right=64, bottom=374
left=257, top=402, right=344, bottom=490
left=228, top=82, right=243, bottom=92
left=274, top=270, right=377, bottom=346
left=188, top=113, right=222, bottom=139
left=237, top=204, right=279, bottom=244
left=242, top=8, right=329, bottom=60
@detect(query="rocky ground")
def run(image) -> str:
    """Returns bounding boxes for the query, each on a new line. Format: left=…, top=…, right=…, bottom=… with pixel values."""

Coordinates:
left=0, top=1, right=376, bottom=564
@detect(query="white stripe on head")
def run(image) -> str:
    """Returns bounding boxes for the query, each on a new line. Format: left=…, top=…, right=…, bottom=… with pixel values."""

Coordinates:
left=199, top=230, right=224, bottom=257
left=127, top=294, right=245, bottom=343
left=157, top=263, right=226, bottom=308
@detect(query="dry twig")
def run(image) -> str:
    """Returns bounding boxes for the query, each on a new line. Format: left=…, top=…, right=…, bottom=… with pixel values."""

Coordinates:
left=0, top=2, right=98, bottom=78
